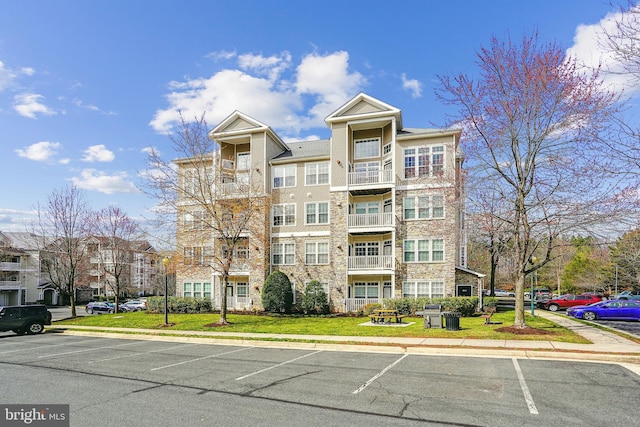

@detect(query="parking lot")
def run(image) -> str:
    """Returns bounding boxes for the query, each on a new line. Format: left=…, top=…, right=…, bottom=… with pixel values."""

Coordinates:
left=2, top=333, right=639, bottom=426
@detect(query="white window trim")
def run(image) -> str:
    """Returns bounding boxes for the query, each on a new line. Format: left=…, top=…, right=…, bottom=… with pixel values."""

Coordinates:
left=305, top=241, right=330, bottom=265
left=272, top=203, right=296, bottom=227
left=304, top=201, right=330, bottom=225
left=272, top=164, right=296, bottom=189
left=305, top=161, right=330, bottom=186
left=272, top=242, right=295, bottom=265
left=402, top=280, right=445, bottom=299
left=354, top=137, right=381, bottom=160
left=403, top=195, right=445, bottom=220
left=403, top=239, right=445, bottom=263
left=403, top=145, right=445, bottom=179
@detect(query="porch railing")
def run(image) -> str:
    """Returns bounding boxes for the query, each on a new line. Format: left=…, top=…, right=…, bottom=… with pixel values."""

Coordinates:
left=348, top=212, right=393, bottom=228
left=213, top=296, right=251, bottom=310
left=0, top=262, right=21, bottom=271
left=348, top=169, right=394, bottom=186
left=345, top=298, right=382, bottom=313
left=347, top=255, right=393, bottom=270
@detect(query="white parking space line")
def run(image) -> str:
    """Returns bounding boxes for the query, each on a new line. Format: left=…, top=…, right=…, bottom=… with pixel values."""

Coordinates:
left=38, top=341, right=142, bottom=358
left=150, top=346, right=253, bottom=371
left=512, top=358, right=539, bottom=415
left=0, top=338, right=102, bottom=355
left=352, top=354, right=408, bottom=394
left=88, top=343, right=201, bottom=364
left=235, top=350, right=323, bottom=381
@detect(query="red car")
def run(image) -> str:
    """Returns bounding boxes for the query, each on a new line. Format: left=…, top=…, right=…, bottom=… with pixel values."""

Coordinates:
left=542, top=294, right=602, bottom=312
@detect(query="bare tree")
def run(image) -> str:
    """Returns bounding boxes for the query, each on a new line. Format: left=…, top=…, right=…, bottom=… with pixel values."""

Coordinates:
left=92, top=206, right=141, bottom=312
left=437, top=33, right=635, bottom=328
left=34, top=185, right=94, bottom=317
left=143, top=113, right=269, bottom=325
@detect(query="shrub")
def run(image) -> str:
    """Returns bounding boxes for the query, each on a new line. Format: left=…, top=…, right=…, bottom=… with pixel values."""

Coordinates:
left=301, top=280, right=330, bottom=314
left=433, top=297, right=479, bottom=317
left=357, top=303, right=382, bottom=316
left=146, top=296, right=212, bottom=314
left=261, top=271, right=294, bottom=314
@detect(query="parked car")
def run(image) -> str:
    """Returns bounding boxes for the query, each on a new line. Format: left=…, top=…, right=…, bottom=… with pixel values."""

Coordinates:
left=122, top=300, right=147, bottom=311
left=0, top=305, right=52, bottom=334
left=567, top=299, right=640, bottom=321
left=494, top=289, right=515, bottom=297
left=540, top=294, right=603, bottom=312
left=613, top=291, right=640, bottom=301
left=85, top=302, right=130, bottom=314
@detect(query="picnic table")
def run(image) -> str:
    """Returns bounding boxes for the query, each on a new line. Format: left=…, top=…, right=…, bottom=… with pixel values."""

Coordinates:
left=369, top=309, right=406, bottom=324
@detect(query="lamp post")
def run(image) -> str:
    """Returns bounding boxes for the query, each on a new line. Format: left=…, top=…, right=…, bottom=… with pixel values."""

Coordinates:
left=530, top=256, right=537, bottom=316
left=162, top=257, right=169, bottom=325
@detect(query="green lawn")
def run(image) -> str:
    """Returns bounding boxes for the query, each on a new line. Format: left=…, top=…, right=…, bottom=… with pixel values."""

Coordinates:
left=54, top=308, right=590, bottom=344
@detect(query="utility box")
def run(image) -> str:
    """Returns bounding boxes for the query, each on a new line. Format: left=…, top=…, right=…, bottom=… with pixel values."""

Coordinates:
left=423, top=304, right=443, bottom=329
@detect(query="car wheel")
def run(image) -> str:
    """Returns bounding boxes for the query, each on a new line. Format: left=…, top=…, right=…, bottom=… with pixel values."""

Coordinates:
left=108, top=309, right=114, bottom=314
left=87, top=308, right=94, bottom=314
left=548, top=304, right=559, bottom=312
left=25, top=322, right=44, bottom=335
left=13, top=329, right=25, bottom=335
left=583, top=311, right=597, bottom=321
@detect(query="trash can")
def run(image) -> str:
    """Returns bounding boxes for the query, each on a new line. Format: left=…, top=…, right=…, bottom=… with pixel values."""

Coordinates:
left=423, top=304, right=443, bottom=329
left=443, top=312, right=461, bottom=331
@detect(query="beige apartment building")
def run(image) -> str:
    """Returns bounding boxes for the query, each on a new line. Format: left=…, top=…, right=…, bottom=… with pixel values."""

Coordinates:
left=175, top=93, right=483, bottom=313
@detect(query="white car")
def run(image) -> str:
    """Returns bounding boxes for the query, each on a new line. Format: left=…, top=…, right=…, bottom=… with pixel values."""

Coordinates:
left=494, top=289, right=515, bottom=297
left=123, top=300, right=147, bottom=311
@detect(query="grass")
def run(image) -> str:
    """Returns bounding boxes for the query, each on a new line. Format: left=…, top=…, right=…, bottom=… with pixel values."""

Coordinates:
left=54, top=308, right=590, bottom=344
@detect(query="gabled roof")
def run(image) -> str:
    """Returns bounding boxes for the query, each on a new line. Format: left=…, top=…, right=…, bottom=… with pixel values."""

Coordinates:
left=208, top=110, right=289, bottom=152
left=325, top=93, right=402, bottom=129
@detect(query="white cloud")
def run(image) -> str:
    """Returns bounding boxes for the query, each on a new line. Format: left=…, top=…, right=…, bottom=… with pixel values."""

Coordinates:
left=15, top=141, right=61, bottom=162
left=70, top=169, right=139, bottom=194
left=0, top=61, right=18, bottom=91
left=150, top=50, right=366, bottom=136
left=401, top=73, right=422, bottom=98
left=13, top=93, right=56, bottom=118
left=567, top=6, right=640, bottom=96
left=205, top=50, right=237, bottom=61
left=82, top=145, right=115, bottom=162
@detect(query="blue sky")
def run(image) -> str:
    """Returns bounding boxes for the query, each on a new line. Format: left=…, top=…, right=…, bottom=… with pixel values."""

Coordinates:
left=0, top=1, right=636, bottom=236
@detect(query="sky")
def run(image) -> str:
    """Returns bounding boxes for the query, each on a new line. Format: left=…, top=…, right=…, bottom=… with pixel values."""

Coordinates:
left=0, top=0, right=637, bottom=241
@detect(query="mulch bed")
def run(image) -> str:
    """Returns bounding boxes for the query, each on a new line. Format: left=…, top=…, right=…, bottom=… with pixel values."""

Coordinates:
left=495, top=326, right=554, bottom=335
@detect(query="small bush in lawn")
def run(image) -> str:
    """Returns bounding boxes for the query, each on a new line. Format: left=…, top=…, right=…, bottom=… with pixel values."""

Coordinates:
left=262, top=271, right=294, bottom=314
left=301, top=280, right=330, bottom=315
left=146, top=296, right=211, bottom=314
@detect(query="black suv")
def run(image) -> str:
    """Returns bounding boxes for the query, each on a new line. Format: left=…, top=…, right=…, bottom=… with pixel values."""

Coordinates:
left=0, top=305, right=52, bottom=335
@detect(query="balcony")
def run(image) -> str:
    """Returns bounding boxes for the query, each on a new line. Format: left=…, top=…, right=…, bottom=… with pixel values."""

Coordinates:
left=348, top=212, right=393, bottom=229
left=345, top=297, right=381, bottom=313
left=347, top=255, right=393, bottom=271
left=348, top=169, right=393, bottom=186
left=0, top=262, right=21, bottom=271
left=0, top=280, right=21, bottom=289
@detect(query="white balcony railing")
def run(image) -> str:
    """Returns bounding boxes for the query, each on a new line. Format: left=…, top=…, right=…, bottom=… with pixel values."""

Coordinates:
left=0, top=262, right=21, bottom=271
left=0, top=280, right=21, bottom=288
left=213, top=296, right=251, bottom=310
left=348, top=212, right=393, bottom=228
left=348, top=169, right=393, bottom=186
left=347, top=255, right=393, bottom=270
left=345, top=298, right=382, bottom=313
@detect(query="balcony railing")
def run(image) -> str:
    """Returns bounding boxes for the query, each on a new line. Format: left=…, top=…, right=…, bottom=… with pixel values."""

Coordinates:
left=0, top=280, right=21, bottom=288
left=213, top=296, right=251, bottom=310
left=0, top=262, right=21, bottom=271
left=348, top=212, right=393, bottom=228
left=348, top=169, right=394, bottom=186
left=345, top=297, right=381, bottom=313
left=347, top=255, right=393, bottom=270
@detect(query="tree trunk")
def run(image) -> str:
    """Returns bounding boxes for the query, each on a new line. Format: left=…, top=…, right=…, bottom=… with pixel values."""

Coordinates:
left=513, top=271, right=527, bottom=328
left=70, top=292, right=77, bottom=318
left=218, top=274, right=228, bottom=325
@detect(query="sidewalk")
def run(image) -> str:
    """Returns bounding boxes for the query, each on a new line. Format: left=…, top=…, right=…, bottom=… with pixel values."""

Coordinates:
left=50, top=310, right=640, bottom=366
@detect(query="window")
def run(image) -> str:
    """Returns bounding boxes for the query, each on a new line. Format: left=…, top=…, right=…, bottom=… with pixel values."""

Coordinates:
left=272, top=242, right=295, bottom=265
left=354, top=282, right=379, bottom=298
left=236, top=152, right=251, bottom=170
left=273, top=164, right=296, bottom=188
left=183, top=283, right=192, bottom=298
left=236, top=282, right=248, bottom=298
left=354, top=241, right=379, bottom=257
left=183, top=246, right=212, bottom=266
left=402, top=281, right=444, bottom=298
left=404, top=146, right=444, bottom=178
left=305, top=242, right=329, bottom=264
left=352, top=162, right=380, bottom=184
left=403, top=195, right=445, bottom=220
left=182, top=282, right=211, bottom=299
left=273, top=204, right=296, bottom=226
left=305, top=202, right=329, bottom=224
left=354, top=138, right=380, bottom=159
left=182, top=210, right=207, bottom=229
left=181, top=167, right=213, bottom=195
left=305, top=162, right=329, bottom=185
left=403, top=239, right=444, bottom=262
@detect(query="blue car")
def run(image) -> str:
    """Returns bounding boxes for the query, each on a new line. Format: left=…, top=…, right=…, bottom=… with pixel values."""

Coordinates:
left=567, top=299, right=640, bottom=321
